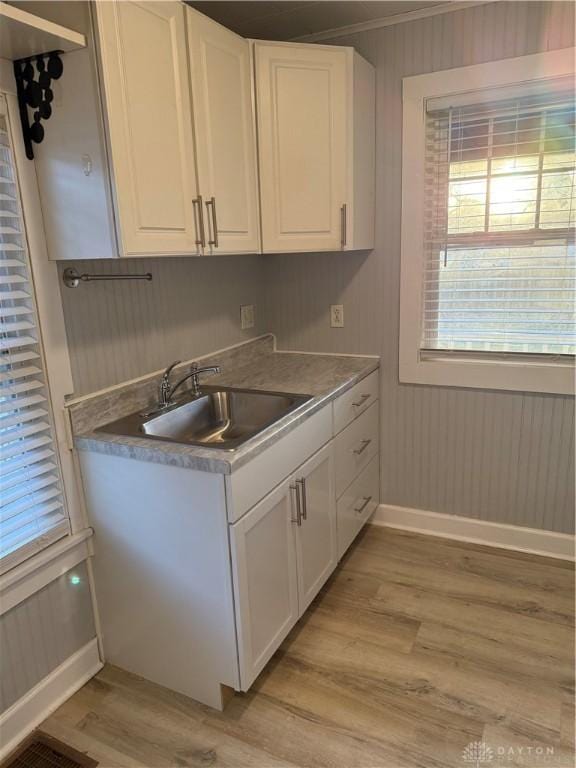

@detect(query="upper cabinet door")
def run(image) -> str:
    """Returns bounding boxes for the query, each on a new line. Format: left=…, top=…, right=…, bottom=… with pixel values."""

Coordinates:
left=95, top=1, right=201, bottom=256
left=294, top=442, right=336, bottom=613
left=187, top=10, right=260, bottom=255
left=255, top=42, right=348, bottom=253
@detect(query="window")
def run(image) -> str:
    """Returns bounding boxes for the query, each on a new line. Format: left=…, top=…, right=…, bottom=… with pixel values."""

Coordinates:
left=400, top=49, right=575, bottom=394
left=0, top=99, right=70, bottom=575
left=424, top=89, right=574, bottom=356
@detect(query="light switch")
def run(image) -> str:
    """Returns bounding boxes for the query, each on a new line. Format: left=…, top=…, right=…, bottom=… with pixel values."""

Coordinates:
left=241, top=304, right=255, bottom=330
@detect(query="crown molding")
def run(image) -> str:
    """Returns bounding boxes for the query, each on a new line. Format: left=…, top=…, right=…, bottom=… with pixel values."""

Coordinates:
left=291, top=1, right=497, bottom=43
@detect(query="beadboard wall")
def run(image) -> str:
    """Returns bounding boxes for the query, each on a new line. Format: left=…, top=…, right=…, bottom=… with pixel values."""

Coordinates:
left=262, top=0, right=576, bottom=535
left=59, top=255, right=266, bottom=395
left=56, top=2, right=574, bottom=534
left=0, top=562, right=96, bottom=713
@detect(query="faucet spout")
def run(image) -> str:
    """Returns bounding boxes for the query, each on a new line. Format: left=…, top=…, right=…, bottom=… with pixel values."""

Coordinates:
left=170, top=364, right=220, bottom=401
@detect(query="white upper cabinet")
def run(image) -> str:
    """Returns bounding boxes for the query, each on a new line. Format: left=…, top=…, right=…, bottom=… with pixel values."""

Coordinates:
left=254, top=41, right=375, bottom=253
left=95, top=1, right=201, bottom=256
left=31, top=4, right=374, bottom=259
left=186, top=9, right=260, bottom=255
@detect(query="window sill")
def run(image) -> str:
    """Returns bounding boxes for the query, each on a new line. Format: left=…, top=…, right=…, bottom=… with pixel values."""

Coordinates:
left=399, top=352, right=574, bottom=395
left=0, top=529, right=94, bottom=615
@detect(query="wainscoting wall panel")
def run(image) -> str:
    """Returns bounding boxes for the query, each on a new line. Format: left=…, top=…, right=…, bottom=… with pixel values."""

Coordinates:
left=59, top=255, right=266, bottom=396
left=262, top=0, right=575, bottom=535
left=0, top=562, right=96, bottom=713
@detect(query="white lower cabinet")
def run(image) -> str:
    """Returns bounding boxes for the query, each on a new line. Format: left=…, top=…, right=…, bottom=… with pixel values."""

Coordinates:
left=81, top=370, right=379, bottom=710
left=230, top=441, right=335, bottom=689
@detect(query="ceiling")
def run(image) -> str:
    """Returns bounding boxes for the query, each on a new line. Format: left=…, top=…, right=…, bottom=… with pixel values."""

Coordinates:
left=186, top=1, right=446, bottom=41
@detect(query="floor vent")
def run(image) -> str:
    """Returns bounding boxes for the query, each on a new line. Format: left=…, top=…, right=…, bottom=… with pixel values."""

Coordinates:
left=2, top=732, right=98, bottom=768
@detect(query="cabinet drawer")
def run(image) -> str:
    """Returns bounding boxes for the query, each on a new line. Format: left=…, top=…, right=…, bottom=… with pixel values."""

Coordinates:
left=334, top=400, right=379, bottom=498
left=333, top=369, right=379, bottom=435
left=337, top=455, right=379, bottom=560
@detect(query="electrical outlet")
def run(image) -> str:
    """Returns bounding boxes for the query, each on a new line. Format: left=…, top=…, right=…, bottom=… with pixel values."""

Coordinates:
left=330, top=304, right=344, bottom=328
left=240, top=304, right=255, bottom=330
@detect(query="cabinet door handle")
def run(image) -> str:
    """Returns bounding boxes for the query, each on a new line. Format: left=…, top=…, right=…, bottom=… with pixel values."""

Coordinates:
left=290, top=484, right=302, bottom=526
left=206, top=197, right=219, bottom=248
left=340, top=203, right=347, bottom=248
left=352, top=393, right=371, bottom=408
left=296, top=478, right=307, bottom=520
left=354, top=495, right=372, bottom=514
left=192, top=196, right=206, bottom=247
left=353, top=438, right=372, bottom=455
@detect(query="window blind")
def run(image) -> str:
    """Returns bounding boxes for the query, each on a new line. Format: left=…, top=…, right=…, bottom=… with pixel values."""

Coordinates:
left=0, top=101, right=69, bottom=575
left=422, top=85, right=575, bottom=356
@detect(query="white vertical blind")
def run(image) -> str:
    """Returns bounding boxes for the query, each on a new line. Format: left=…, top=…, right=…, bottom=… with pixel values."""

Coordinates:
left=422, top=83, right=575, bottom=356
left=0, top=100, right=69, bottom=575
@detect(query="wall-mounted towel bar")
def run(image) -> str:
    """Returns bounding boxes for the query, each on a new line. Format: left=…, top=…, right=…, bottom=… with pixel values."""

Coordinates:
left=63, top=267, right=153, bottom=288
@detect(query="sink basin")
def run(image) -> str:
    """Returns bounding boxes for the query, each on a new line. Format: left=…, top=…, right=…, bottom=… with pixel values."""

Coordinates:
left=97, top=386, right=312, bottom=450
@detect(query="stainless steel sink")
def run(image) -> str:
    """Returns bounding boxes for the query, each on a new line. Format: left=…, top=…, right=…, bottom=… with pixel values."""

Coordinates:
left=97, top=386, right=312, bottom=450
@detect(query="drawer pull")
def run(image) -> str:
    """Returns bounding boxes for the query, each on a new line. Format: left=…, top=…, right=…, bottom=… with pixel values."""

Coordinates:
left=354, top=495, right=373, bottom=514
left=353, top=439, right=372, bottom=455
left=290, top=484, right=302, bottom=526
left=352, top=393, right=371, bottom=408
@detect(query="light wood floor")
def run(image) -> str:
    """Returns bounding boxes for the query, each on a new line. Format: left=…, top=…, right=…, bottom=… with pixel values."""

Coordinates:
left=40, top=527, right=575, bottom=768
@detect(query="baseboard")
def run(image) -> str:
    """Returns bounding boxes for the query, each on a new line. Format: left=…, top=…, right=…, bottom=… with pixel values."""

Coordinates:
left=371, top=504, right=575, bottom=561
left=0, top=638, right=102, bottom=761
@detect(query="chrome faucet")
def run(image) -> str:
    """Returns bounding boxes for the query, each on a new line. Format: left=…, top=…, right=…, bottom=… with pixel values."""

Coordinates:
left=158, top=360, right=221, bottom=408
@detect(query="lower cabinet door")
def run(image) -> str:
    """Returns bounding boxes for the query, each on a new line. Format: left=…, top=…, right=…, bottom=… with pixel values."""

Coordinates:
left=294, top=442, right=336, bottom=614
left=229, top=479, right=299, bottom=690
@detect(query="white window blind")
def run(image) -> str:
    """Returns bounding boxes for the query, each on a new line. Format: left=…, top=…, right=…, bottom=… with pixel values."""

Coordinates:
left=0, top=101, right=69, bottom=575
left=422, top=83, right=575, bottom=356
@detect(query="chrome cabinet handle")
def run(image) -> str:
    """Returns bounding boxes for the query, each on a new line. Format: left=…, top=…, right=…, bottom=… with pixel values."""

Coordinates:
left=353, top=439, right=372, bottom=455
left=206, top=197, right=219, bottom=248
left=352, top=393, right=371, bottom=408
left=340, top=203, right=347, bottom=248
left=296, top=478, right=307, bottom=520
left=290, top=484, right=302, bottom=526
left=192, top=196, right=206, bottom=247
left=354, top=495, right=372, bottom=514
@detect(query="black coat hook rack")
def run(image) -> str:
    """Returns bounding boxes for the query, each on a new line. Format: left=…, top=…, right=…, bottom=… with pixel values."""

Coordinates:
left=14, top=51, right=64, bottom=160
left=63, top=268, right=153, bottom=288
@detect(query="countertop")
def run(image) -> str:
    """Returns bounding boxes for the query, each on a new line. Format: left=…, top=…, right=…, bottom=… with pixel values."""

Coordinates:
left=71, top=335, right=379, bottom=475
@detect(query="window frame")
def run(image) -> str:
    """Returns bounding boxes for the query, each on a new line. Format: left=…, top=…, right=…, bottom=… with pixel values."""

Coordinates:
left=400, top=48, right=575, bottom=395
left=1, top=66, right=88, bottom=579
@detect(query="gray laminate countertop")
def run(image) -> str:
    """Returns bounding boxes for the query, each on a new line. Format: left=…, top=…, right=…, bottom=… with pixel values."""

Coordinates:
left=71, top=335, right=379, bottom=475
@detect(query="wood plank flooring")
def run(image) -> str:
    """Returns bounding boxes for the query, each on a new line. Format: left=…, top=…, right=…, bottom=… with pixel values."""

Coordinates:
left=39, top=527, right=575, bottom=768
